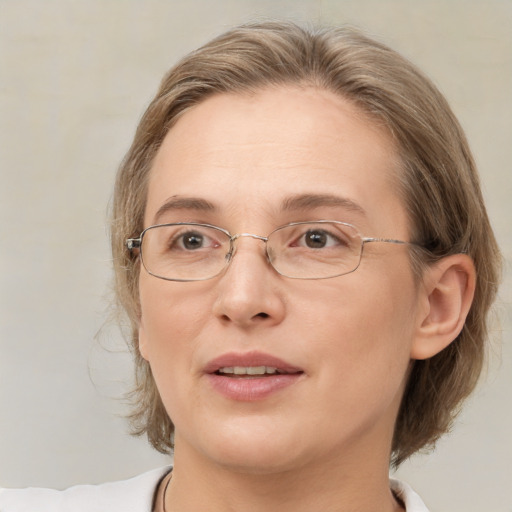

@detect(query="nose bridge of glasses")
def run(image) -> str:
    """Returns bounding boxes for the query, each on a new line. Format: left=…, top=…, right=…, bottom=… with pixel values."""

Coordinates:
left=227, top=232, right=270, bottom=262
left=231, top=233, right=269, bottom=243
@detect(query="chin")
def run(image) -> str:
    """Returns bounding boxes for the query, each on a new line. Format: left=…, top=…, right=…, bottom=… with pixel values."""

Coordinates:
left=181, top=419, right=311, bottom=474
left=209, top=445, right=305, bottom=476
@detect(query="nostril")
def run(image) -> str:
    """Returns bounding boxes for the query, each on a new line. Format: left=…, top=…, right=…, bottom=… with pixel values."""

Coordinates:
left=255, top=312, right=269, bottom=319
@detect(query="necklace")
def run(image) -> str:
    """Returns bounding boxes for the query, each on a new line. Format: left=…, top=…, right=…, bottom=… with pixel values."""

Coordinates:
left=162, top=472, right=172, bottom=512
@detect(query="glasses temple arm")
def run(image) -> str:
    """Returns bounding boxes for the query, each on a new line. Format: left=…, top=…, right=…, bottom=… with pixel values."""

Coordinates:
left=362, top=237, right=417, bottom=246
left=126, top=238, right=142, bottom=250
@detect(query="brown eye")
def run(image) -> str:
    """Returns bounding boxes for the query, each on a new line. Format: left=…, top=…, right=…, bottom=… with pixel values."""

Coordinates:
left=181, top=232, right=205, bottom=250
left=305, top=230, right=328, bottom=248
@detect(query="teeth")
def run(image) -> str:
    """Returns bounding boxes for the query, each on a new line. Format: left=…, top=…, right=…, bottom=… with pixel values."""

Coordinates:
left=218, top=366, right=279, bottom=375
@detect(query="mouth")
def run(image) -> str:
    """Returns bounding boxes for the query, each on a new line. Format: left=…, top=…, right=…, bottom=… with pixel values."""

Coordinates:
left=215, top=366, right=300, bottom=377
left=204, top=352, right=304, bottom=400
left=205, top=351, right=303, bottom=376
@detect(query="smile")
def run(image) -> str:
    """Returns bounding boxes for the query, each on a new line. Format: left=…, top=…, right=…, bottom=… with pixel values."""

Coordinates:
left=216, top=366, right=291, bottom=376
left=205, top=352, right=304, bottom=400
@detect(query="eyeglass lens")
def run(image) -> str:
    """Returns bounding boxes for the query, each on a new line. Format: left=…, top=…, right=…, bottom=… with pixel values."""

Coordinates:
left=139, top=222, right=364, bottom=281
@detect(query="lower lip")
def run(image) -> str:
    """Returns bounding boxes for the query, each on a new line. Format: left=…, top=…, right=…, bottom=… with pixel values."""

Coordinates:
left=206, top=373, right=302, bottom=401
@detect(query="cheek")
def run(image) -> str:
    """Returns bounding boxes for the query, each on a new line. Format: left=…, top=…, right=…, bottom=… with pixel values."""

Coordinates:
left=138, top=277, right=214, bottom=369
left=300, top=258, right=417, bottom=340
left=300, top=262, right=418, bottom=391
left=138, top=278, right=211, bottom=418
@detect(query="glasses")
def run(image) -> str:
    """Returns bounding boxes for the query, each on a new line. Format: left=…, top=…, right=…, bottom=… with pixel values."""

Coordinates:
left=126, top=221, right=415, bottom=282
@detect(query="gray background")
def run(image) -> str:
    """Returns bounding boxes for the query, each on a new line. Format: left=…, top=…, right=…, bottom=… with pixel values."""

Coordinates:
left=0, top=1, right=511, bottom=511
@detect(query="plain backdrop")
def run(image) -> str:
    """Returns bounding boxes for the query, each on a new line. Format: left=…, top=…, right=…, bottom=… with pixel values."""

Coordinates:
left=0, top=1, right=511, bottom=511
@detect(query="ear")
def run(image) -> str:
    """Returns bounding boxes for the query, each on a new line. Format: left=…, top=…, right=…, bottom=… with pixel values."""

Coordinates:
left=411, top=254, right=476, bottom=360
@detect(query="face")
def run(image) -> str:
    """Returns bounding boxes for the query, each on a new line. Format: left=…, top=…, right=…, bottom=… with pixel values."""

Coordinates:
left=138, top=86, right=424, bottom=475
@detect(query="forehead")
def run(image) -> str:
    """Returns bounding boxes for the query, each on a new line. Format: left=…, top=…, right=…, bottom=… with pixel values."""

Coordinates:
left=146, top=86, right=408, bottom=236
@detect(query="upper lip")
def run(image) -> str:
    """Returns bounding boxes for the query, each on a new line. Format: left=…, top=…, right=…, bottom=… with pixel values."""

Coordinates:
left=203, top=351, right=303, bottom=374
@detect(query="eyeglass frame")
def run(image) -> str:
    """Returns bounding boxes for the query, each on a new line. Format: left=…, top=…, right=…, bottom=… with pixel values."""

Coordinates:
left=126, top=220, right=420, bottom=282
left=125, top=219, right=422, bottom=282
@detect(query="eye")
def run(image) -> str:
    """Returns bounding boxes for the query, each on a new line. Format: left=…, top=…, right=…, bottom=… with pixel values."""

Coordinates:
left=298, top=229, right=345, bottom=249
left=180, top=231, right=206, bottom=250
left=304, top=230, right=329, bottom=248
left=170, top=229, right=221, bottom=251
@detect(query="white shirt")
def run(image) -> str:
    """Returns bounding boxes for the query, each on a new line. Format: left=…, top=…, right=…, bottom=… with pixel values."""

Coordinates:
left=0, top=467, right=169, bottom=512
left=0, top=468, right=430, bottom=511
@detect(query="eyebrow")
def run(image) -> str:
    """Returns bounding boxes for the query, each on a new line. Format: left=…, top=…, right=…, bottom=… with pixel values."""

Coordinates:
left=153, top=192, right=366, bottom=224
left=281, top=193, right=366, bottom=216
left=153, top=196, right=216, bottom=223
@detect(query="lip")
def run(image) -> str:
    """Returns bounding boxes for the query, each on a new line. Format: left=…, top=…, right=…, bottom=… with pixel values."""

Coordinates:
left=204, top=351, right=304, bottom=401
left=204, top=351, right=303, bottom=374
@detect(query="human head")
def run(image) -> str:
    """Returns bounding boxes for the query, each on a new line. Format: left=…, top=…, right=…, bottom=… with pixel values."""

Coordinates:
left=110, top=21, right=501, bottom=466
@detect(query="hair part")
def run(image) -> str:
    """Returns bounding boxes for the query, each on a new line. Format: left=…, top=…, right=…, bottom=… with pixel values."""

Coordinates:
left=110, top=21, right=502, bottom=466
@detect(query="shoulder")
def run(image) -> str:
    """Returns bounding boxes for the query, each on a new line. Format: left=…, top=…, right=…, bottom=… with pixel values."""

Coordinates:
left=0, top=466, right=171, bottom=512
left=390, top=479, right=430, bottom=512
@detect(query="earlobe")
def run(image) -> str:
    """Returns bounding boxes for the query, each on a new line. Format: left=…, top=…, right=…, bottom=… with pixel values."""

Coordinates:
left=411, top=254, right=476, bottom=360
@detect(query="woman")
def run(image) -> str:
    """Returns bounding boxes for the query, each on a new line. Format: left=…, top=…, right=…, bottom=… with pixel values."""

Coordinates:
left=0, top=21, right=501, bottom=512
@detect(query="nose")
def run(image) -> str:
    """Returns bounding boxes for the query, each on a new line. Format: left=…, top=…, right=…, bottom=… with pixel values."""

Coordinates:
left=212, top=236, right=286, bottom=328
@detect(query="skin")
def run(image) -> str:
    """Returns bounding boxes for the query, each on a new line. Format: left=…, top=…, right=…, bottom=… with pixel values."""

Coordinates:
left=138, top=86, right=473, bottom=512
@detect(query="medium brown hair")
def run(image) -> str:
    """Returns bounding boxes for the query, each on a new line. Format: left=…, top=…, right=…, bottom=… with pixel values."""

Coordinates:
left=110, top=21, right=501, bottom=466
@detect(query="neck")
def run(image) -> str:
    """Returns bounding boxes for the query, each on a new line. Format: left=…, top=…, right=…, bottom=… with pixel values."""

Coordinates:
left=162, top=439, right=403, bottom=512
